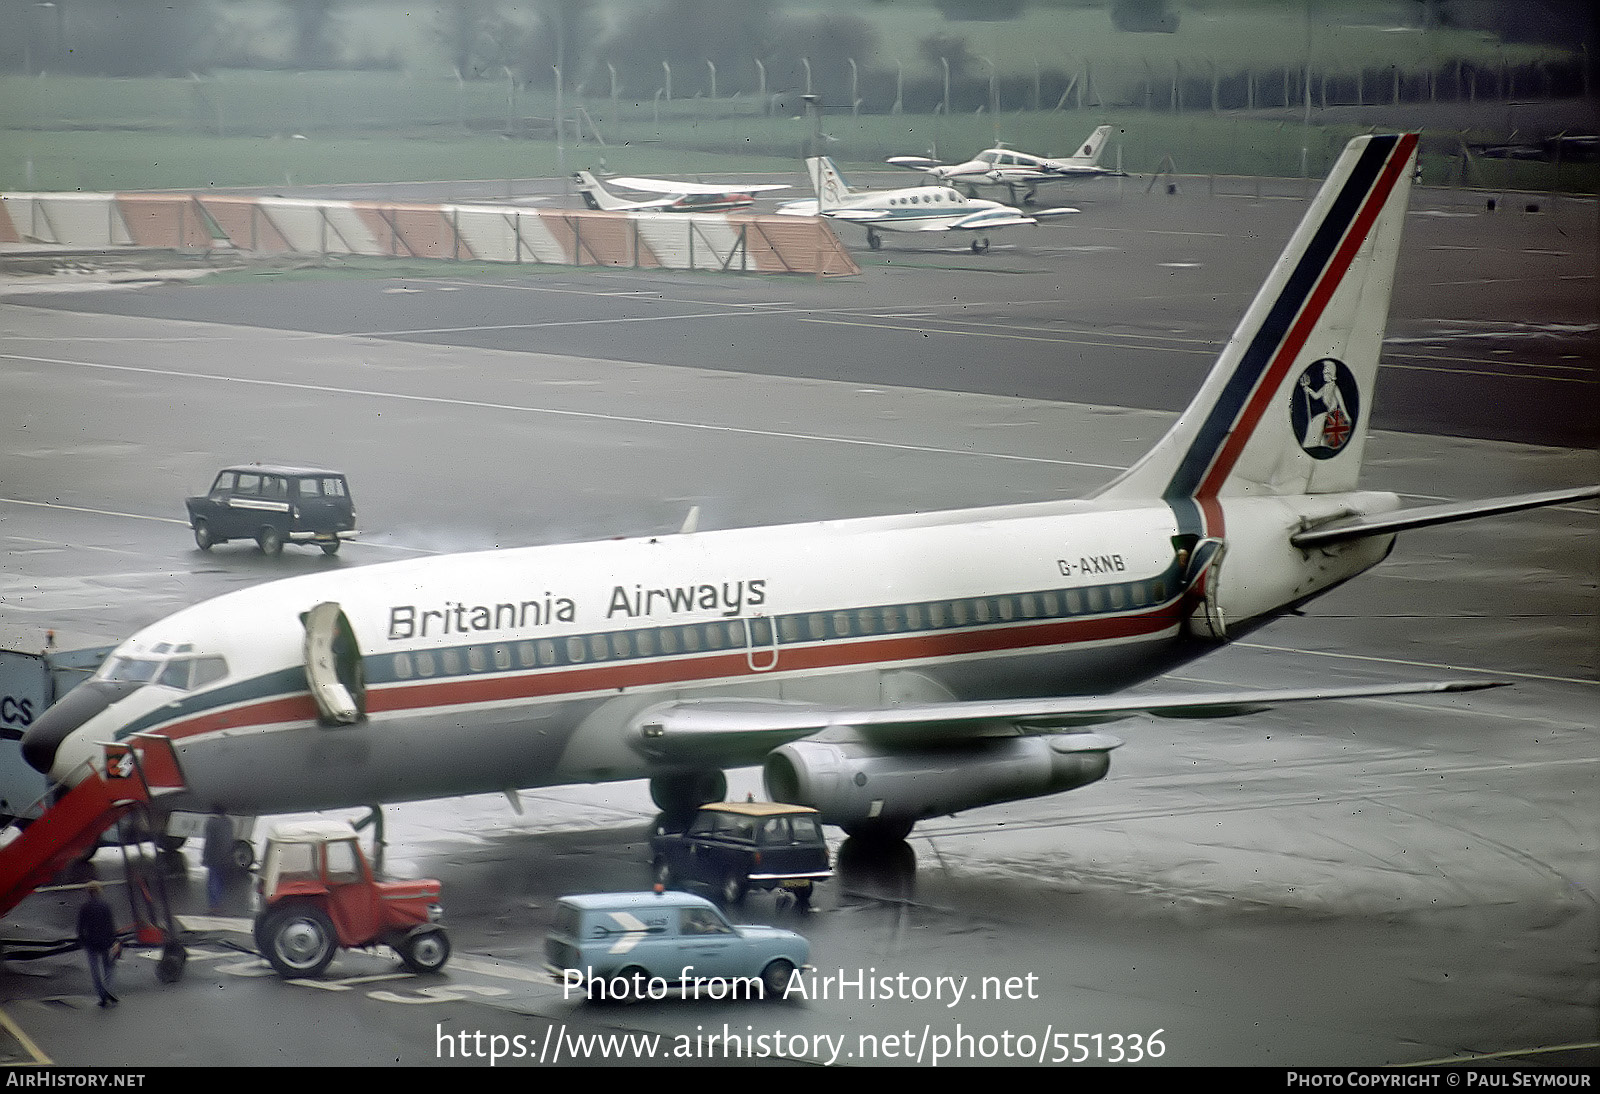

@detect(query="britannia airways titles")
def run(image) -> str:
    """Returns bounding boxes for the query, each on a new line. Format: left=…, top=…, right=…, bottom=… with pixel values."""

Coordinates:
left=387, top=578, right=768, bottom=641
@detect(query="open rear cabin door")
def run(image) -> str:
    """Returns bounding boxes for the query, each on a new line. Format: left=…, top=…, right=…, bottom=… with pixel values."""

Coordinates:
left=1182, top=538, right=1229, bottom=641
left=301, top=602, right=366, bottom=725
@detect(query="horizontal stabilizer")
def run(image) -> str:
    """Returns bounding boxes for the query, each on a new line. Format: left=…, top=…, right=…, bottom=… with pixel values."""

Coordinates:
left=1291, top=486, right=1600, bottom=547
left=629, top=680, right=1505, bottom=762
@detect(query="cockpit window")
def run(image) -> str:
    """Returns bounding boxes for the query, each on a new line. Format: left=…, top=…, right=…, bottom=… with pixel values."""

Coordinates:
left=100, top=654, right=228, bottom=691
left=99, top=656, right=161, bottom=683
left=155, top=660, right=190, bottom=689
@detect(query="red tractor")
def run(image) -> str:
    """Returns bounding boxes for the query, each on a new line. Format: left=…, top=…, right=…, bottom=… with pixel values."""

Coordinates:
left=253, top=820, right=449, bottom=978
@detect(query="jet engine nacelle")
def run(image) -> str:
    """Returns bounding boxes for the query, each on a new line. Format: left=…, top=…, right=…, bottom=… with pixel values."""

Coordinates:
left=763, top=733, right=1116, bottom=840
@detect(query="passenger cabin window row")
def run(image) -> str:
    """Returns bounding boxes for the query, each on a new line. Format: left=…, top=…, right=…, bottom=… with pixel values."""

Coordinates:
left=379, top=572, right=1175, bottom=685
left=890, top=189, right=961, bottom=207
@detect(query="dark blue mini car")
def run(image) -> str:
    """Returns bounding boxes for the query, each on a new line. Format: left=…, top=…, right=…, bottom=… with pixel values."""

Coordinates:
left=651, top=801, right=833, bottom=909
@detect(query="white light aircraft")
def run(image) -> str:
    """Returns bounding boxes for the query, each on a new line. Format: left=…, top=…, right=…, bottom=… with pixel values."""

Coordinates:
left=777, top=156, right=1076, bottom=253
left=573, top=171, right=788, bottom=214
left=888, top=124, right=1124, bottom=205
left=22, top=134, right=1598, bottom=846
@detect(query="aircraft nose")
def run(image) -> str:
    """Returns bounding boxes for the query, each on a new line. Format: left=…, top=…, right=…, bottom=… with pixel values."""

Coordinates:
left=20, top=680, right=136, bottom=776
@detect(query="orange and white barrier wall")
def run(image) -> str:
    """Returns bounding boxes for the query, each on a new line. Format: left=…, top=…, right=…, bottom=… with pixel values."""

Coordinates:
left=0, top=192, right=859, bottom=277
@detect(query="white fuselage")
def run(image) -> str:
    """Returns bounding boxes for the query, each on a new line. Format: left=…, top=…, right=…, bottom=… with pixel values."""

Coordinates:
left=787, top=185, right=1023, bottom=234
left=49, top=489, right=1396, bottom=816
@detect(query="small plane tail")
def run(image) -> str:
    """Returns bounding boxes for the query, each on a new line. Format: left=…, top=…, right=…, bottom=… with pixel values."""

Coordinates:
left=1070, top=124, right=1116, bottom=166
left=1097, top=133, right=1419, bottom=508
left=573, top=171, right=625, bottom=212
left=804, top=157, right=853, bottom=211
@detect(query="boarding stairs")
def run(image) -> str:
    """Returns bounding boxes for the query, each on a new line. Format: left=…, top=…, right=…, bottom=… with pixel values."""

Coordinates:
left=0, top=735, right=190, bottom=980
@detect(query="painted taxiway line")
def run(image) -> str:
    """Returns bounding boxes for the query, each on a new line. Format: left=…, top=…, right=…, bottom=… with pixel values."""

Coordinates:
left=0, top=352, right=1126, bottom=472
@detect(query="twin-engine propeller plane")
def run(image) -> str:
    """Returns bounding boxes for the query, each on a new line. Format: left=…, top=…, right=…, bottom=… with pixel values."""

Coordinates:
left=573, top=171, right=788, bottom=213
left=21, top=135, right=1598, bottom=847
left=777, top=156, right=1076, bottom=253
left=888, top=124, right=1124, bottom=205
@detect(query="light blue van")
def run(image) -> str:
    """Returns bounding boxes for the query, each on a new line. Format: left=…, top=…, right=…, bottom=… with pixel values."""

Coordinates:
left=545, top=890, right=810, bottom=1003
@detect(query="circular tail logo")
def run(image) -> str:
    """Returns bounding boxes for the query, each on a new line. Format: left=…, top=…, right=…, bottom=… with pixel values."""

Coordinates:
left=1290, top=358, right=1360, bottom=460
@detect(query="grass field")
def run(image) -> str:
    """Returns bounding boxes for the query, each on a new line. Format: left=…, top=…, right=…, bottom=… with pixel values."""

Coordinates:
left=0, top=0, right=1592, bottom=199
left=3, top=100, right=1591, bottom=196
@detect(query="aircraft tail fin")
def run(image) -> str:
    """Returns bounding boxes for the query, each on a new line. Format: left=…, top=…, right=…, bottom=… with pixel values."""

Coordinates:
left=804, top=157, right=853, bottom=211
left=1096, top=133, right=1419, bottom=511
left=1071, top=124, right=1115, bottom=166
left=574, top=171, right=624, bottom=212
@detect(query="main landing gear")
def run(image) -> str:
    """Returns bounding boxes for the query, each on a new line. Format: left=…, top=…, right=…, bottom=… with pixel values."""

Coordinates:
left=866, top=228, right=883, bottom=251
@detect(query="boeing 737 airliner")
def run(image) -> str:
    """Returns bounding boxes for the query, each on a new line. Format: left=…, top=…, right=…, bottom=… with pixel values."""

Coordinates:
left=20, top=134, right=1598, bottom=844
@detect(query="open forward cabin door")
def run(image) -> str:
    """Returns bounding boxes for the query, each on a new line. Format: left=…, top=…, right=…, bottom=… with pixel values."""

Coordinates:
left=302, top=602, right=365, bottom=725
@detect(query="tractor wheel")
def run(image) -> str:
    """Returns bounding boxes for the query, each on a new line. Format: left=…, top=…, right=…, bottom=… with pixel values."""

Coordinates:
left=261, top=905, right=337, bottom=978
left=398, top=926, right=450, bottom=974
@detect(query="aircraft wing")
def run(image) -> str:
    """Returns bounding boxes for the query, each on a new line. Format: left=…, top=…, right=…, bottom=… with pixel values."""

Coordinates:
left=1290, top=486, right=1600, bottom=548
left=886, top=156, right=945, bottom=171
left=627, top=679, right=1505, bottom=763
left=609, top=177, right=788, bottom=195
left=951, top=210, right=1039, bottom=231
left=825, top=209, right=895, bottom=223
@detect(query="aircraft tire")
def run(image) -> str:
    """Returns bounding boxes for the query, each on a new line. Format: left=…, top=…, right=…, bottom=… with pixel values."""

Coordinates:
left=262, top=904, right=337, bottom=978
left=398, top=926, right=450, bottom=974
left=841, top=817, right=915, bottom=844
left=867, top=229, right=882, bottom=251
left=648, top=770, right=727, bottom=817
left=971, top=237, right=991, bottom=255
